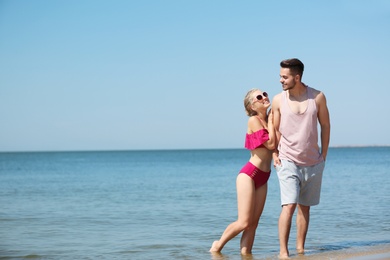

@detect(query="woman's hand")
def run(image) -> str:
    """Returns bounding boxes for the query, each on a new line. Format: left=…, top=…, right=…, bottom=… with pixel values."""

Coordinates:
left=273, top=152, right=281, bottom=167
left=268, top=109, right=274, bottom=126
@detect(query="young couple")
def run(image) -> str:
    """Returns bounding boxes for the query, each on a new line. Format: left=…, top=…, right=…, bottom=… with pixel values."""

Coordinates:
left=210, top=58, right=331, bottom=258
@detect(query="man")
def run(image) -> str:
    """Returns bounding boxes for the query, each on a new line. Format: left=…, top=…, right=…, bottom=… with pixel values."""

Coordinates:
left=272, top=58, right=330, bottom=258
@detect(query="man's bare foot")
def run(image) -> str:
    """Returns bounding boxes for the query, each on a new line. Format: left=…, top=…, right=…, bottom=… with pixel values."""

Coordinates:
left=240, top=248, right=252, bottom=255
left=278, top=252, right=290, bottom=259
left=297, top=248, right=304, bottom=255
left=209, top=241, right=221, bottom=252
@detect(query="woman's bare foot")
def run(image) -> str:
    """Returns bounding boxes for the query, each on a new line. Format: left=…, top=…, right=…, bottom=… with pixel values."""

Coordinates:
left=297, top=248, right=304, bottom=255
left=209, top=241, right=221, bottom=252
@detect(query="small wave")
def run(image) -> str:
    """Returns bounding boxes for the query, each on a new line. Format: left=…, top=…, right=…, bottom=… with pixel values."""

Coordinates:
left=0, top=254, right=42, bottom=260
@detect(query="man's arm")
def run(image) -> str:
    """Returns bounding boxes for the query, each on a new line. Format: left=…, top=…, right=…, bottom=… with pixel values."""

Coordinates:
left=272, top=93, right=282, bottom=166
left=316, top=92, right=331, bottom=161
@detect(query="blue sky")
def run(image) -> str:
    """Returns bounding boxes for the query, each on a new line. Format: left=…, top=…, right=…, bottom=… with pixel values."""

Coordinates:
left=1, top=0, right=389, bottom=152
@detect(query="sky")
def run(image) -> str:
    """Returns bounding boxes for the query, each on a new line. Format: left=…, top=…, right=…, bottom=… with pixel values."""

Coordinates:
left=1, top=0, right=389, bottom=152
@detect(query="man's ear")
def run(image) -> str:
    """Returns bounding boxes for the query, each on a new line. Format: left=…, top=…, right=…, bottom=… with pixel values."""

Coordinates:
left=295, top=74, right=301, bottom=82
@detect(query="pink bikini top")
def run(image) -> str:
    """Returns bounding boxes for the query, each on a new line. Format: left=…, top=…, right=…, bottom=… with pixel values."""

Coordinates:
left=245, top=128, right=269, bottom=150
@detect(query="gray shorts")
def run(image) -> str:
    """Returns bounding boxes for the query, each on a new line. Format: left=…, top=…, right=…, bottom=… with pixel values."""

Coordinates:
left=275, top=159, right=325, bottom=206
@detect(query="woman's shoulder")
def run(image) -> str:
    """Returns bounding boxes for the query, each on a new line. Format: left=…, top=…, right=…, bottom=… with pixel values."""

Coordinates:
left=248, top=116, right=264, bottom=130
left=248, top=115, right=261, bottom=123
left=245, top=128, right=269, bottom=150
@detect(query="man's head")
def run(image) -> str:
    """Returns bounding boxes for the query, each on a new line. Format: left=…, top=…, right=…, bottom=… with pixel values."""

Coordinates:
left=280, top=58, right=304, bottom=79
left=279, top=58, right=304, bottom=91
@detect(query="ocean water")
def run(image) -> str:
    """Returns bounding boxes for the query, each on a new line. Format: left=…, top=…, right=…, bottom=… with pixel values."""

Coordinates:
left=0, top=147, right=389, bottom=259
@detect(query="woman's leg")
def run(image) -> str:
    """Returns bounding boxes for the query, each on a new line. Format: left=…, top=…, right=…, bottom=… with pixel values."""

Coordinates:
left=210, top=174, right=255, bottom=252
left=240, top=183, right=268, bottom=254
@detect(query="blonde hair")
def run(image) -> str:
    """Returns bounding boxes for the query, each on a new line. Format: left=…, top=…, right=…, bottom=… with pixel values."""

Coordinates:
left=244, top=88, right=259, bottom=116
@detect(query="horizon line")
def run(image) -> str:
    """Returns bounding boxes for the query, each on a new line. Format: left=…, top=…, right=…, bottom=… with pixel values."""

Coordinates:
left=1, top=145, right=390, bottom=153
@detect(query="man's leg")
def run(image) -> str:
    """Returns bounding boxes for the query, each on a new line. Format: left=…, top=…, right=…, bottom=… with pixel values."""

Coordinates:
left=296, top=204, right=310, bottom=254
left=278, top=203, right=296, bottom=258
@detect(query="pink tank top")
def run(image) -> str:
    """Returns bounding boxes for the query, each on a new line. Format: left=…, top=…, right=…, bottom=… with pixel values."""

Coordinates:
left=278, top=87, right=323, bottom=166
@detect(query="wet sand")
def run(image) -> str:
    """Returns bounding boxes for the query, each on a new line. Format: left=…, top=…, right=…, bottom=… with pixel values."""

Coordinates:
left=285, top=244, right=390, bottom=260
left=211, top=244, right=390, bottom=260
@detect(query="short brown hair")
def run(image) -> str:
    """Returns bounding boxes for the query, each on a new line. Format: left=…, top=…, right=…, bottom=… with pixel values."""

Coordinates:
left=280, top=58, right=304, bottom=78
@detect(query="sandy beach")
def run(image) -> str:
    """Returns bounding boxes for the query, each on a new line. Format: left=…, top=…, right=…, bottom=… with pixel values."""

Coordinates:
left=209, top=244, right=390, bottom=260
left=284, top=244, right=390, bottom=260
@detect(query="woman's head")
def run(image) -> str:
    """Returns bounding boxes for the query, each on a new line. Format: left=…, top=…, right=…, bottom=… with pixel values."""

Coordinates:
left=244, top=88, right=270, bottom=116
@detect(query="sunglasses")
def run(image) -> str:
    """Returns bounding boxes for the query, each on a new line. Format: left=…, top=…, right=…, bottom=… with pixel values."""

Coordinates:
left=255, top=92, right=268, bottom=101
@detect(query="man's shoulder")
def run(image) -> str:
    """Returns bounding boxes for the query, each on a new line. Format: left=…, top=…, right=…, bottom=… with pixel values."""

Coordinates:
left=308, top=86, right=328, bottom=107
left=308, top=86, right=324, bottom=95
left=273, top=92, right=283, bottom=101
left=272, top=92, right=283, bottom=108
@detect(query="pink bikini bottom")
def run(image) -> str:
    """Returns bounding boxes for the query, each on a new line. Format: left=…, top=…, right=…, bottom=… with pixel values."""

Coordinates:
left=239, top=162, right=271, bottom=189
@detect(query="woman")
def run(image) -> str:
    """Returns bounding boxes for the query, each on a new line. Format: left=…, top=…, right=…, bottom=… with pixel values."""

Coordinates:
left=210, top=88, right=275, bottom=255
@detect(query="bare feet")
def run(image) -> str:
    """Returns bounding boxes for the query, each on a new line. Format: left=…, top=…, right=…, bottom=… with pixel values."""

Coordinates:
left=297, top=248, right=304, bottom=255
left=278, top=253, right=290, bottom=259
left=240, top=248, right=252, bottom=255
left=209, top=241, right=221, bottom=252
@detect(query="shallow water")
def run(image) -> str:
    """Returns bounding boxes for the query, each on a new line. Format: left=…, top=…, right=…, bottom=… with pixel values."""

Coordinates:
left=0, top=147, right=389, bottom=259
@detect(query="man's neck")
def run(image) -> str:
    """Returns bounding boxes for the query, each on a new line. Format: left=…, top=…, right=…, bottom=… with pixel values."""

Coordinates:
left=289, top=82, right=307, bottom=98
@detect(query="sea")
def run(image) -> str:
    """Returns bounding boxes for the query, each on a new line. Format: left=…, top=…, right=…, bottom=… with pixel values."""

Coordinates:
left=0, top=147, right=389, bottom=259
